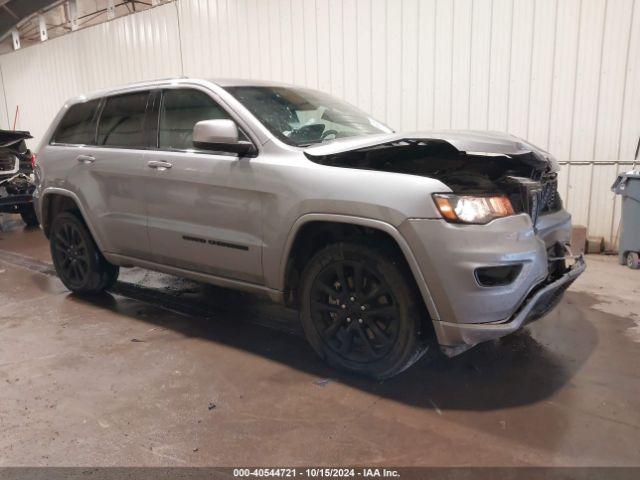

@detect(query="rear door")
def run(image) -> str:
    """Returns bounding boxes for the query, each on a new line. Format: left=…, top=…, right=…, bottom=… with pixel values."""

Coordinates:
left=143, top=87, right=263, bottom=284
left=65, top=90, right=154, bottom=259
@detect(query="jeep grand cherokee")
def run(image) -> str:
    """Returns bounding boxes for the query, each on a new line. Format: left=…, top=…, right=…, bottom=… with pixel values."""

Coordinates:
left=34, top=78, right=585, bottom=378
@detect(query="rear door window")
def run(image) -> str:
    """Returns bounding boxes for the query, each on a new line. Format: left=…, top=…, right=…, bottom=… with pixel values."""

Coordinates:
left=97, top=91, right=150, bottom=148
left=52, top=99, right=100, bottom=145
left=159, top=89, right=234, bottom=151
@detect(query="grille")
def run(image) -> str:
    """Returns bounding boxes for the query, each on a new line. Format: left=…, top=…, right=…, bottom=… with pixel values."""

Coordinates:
left=528, top=188, right=542, bottom=225
left=540, top=175, right=562, bottom=214
left=0, top=153, right=18, bottom=173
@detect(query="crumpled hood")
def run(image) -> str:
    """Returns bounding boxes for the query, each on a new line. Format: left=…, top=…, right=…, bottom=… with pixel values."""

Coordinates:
left=0, top=129, right=32, bottom=148
left=304, top=129, right=557, bottom=167
left=303, top=129, right=563, bottom=218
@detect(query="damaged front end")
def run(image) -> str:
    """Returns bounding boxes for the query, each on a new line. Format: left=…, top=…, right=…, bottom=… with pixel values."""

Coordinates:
left=305, top=131, right=583, bottom=354
left=304, top=133, right=563, bottom=224
left=0, top=130, right=37, bottom=220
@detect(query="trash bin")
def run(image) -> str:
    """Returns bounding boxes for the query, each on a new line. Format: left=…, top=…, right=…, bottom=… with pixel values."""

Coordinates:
left=612, top=169, right=640, bottom=269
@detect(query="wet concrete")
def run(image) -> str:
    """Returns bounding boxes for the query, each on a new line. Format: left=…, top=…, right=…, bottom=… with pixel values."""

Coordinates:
left=0, top=218, right=639, bottom=466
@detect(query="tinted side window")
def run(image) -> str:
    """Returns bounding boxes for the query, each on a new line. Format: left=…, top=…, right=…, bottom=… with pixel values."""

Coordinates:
left=159, top=89, right=232, bottom=150
left=52, top=100, right=100, bottom=145
left=97, top=92, right=149, bottom=148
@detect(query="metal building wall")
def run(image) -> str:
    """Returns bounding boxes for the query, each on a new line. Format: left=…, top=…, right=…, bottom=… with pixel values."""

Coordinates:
left=0, top=0, right=639, bottom=246
left=0, top=3, right=182, bottom=145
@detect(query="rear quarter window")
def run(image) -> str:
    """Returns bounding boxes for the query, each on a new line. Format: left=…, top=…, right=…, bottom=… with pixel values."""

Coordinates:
left=51, top=100, right=100, bottom=145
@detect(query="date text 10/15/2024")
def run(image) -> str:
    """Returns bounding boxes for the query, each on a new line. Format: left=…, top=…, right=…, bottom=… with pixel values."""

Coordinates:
left=233, top=468, right=401, bottom=478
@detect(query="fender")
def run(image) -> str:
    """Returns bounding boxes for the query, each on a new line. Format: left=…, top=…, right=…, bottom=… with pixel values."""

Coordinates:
left=40, top=187, right=107, bottom=253
left=278, top=213, right=441, bottom=321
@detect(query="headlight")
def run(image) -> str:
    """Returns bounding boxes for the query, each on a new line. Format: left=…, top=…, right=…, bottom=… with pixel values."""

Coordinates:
left=432, top=193, right=515, bottom=224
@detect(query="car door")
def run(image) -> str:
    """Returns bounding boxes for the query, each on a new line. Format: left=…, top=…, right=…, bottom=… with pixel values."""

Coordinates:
left=64, top=91, right=153, bottom=260
left=143, top=87, right=263, bottom=284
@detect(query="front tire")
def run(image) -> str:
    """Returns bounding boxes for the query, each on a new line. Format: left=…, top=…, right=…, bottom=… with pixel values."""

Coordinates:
left=299, top=242, right=430, bottom=379
left=20, top=205, right=39, bottom=227
left=49, top=211, right=119, bottom=294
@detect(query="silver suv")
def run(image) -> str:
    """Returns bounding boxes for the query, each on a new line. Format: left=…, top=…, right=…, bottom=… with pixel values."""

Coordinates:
left=34, top=78, right=585, bottom=378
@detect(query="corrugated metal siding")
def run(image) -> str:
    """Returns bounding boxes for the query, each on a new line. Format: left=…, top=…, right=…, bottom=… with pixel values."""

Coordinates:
left=0, top=0, right=638, bottom=245
left=177, top=0, right=640, bottom=245
left=0, top=3, right=181, bottom=145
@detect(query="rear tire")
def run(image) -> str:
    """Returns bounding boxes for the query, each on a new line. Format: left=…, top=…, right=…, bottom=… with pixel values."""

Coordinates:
left=49, top=211, right=119, bottom=294
left=299, top=242, right=430, bottom=379
left=20, top=205, right=39, bottom=227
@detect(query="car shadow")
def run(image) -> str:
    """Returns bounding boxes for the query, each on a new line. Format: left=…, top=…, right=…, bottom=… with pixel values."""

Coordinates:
left=70, top=274, right=598, bottom=413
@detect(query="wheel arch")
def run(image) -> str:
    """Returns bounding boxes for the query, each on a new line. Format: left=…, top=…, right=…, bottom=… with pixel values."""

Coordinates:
left=279, top=213, right=440, bottom=322
left=40, top=188, right=106, bottom=252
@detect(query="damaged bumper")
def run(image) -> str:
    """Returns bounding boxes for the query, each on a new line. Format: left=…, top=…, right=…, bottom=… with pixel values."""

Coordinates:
left=0, top=129, right=35, bottom=214
left=398, top=209, right=583, bottom=355
left=0, top=173, right=36, bottom=213
left=436, top=255, right=585, bottom=356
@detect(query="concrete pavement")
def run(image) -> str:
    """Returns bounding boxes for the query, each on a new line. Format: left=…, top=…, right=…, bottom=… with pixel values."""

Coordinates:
left=0, top=218, right=639, bottom=466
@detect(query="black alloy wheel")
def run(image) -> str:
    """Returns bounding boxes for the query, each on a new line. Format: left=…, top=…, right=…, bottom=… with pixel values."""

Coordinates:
left=300, top=242, right=430, bottom=379
left=50, top=211, right=119, bottom=294
left=310, top=260, right=400, bottom=363
left=52, top=219, right=91, bottom=289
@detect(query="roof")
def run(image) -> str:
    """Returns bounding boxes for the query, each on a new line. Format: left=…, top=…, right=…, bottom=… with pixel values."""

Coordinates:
left=209, top=78, right=297, bottom=88
left=67, top=77, right=299, bottom=105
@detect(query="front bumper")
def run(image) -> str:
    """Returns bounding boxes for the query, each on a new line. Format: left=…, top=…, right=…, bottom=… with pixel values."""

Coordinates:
left=436, top=254, right=585, bottom=355
left=398, top=209, right=582, bottom=355
left=0, top=174, right=35, bottom=213
left=0, top=191, right=34, bottom=212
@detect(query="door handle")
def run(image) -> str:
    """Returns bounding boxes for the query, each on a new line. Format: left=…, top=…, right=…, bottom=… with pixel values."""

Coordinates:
left=76, top=154, right=95, bottom=164
left=147, top=160, right=173, bottom=170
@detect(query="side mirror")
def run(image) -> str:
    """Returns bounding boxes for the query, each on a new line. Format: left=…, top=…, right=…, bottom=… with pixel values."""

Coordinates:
left=193, top=119, right=255, bottom=156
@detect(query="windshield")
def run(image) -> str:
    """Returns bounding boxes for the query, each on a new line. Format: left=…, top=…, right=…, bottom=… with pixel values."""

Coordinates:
left=224, top=86, right=393, bottom=147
